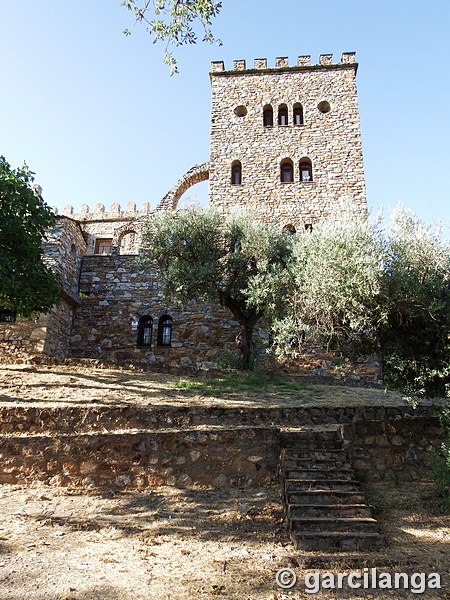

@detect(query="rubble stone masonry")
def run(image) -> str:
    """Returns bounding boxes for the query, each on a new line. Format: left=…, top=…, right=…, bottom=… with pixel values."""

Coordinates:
left=209, top=53, right=366, bottom=229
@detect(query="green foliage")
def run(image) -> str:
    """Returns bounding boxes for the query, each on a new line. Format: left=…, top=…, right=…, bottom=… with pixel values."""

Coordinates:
left=217, top=349, right=255, bottom=370
left=121, top=0, right=222, bottom=74
left=257, top=201, right=386, bottom=360
left=430, top=405, right=450, bottom=510
left=257, top=201, right=450, bottom=397
left=171, top=372, right=319, bottom=398
left=139, top=205, right=293, bottom=367
left=0, top=156, right=60, bottom=319
left=379, top=206, right=450, bottom=397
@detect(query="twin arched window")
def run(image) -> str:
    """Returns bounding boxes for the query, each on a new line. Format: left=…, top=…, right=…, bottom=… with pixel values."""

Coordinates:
left=280, top=158, right=313, bottom=183
left=137, top=315, right=173, bottom=347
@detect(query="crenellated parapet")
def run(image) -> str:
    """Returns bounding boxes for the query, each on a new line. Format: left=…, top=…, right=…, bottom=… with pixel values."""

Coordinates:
left=211, top=53, right=356, bottom=74
left=55, top=201, right=152, bottom=221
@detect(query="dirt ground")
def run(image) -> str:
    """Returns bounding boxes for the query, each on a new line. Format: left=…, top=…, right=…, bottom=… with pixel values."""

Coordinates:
left=0, top=361, right=415, bottom=409
left=0, top=363, right=449, bottom=599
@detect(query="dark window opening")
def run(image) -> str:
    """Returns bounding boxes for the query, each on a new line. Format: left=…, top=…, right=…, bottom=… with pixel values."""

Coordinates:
left=299, top=159, right=313, bottom=182
left=231, top=162, right=242, bottom=185
left=278, top=105, right=288, bottom=126
left=293, top=104, right=304, bottom=126
left=137, top=316, right=153, bottom=347
left=282, top=224, right=296, bottom=235
left=0, top=308, right=17, bottom=323
left=94, top=238, right=113, bottom=254
left=280, top=161, right=294, bottom=183
left=263, top=105, right=273, bottom=127
left=157, top=315, right=173, bottom=346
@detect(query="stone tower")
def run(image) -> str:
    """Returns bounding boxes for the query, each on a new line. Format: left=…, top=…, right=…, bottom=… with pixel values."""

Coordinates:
left=208, top=53, right=366, bottom=230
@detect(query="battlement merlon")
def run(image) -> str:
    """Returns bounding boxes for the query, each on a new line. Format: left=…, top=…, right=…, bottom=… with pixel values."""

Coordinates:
left=210, top=53, right=358, bottom=77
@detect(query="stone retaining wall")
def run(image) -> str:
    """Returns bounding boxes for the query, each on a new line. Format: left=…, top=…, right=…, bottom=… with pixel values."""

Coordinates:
left=0, top=428, right=279, bottom=489
left=0, top=402, right=437, bottom=436
left=343, top=417, right=444, bottom=483
left=0, top=403, right=443, bottom=488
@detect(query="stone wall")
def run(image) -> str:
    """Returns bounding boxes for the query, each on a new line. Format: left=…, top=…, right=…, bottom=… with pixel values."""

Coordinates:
left=0, top=428, right=279, bottom=488
left=209, top=54, right=366, bottom=229
left=0, top=406, right=442, bottom=487
left=70, top=255, right=245, bottom=368
left=0, top=217, right=86, bottom=359
left=343, top=417, right=444, bottom=482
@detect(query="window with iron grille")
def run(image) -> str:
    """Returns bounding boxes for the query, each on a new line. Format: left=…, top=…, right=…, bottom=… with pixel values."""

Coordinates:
left=137, top=316, right=153, bottom=346
left=157, top=315, right=173, bottom=346
left=0, top=308, right=17, bottom=323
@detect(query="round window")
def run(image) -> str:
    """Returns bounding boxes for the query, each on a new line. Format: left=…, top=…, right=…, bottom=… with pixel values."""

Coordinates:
left=234, top=105, right=247, bottom=117
left=318, top=101, right=331, bottom=113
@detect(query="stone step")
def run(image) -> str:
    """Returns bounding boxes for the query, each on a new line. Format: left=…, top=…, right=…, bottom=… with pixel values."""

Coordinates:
left=288, top=503, right=373, bottom=519
left=292, top=531, right=384, bottom=552
left=281, top=429, right=342, bottom=443
left=283, top=458, right=352, bottom=470
left=285, top=479, right=361, bottom=492
left=290, top=516, right=379, bottom=533
left=287, top=490, right=367, bottom=505
left=284, top=468, right=355, bottom=481
left=281, top=437, right=343, bottom=450
left=283, top=449, right=348, bottom=461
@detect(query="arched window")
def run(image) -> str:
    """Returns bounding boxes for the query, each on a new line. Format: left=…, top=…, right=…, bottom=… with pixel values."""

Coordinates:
left=280, top=159, right=294, bottom=183
left=293, top=103, right=304, bottom=126
left=263, top=105, right=273, bottom=127
left=299, top=158, right=313, bottom=182
left=118, top=230, right=138, bottom=255
left=282, top=224, right=296, bottom=235
left=231, top=161, right=242, bottom=185
left=278, top=104, right=288, bottom=126
left=137, top=316, right=153, bottom=347
left=157, top=315, right=173, bottom=346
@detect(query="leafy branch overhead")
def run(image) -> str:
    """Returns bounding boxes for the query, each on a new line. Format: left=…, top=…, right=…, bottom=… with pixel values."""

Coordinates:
left=122, top=0, right=222, bottom=73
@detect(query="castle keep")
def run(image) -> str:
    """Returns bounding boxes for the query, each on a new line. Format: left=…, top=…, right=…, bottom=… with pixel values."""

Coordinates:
left=1, top=54, right=373, bottom=377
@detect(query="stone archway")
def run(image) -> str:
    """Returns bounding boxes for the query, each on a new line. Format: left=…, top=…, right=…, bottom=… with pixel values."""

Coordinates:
left=156, top=162, right=210, bottom=211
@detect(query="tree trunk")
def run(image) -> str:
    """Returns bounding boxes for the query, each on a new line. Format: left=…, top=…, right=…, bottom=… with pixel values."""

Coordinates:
left=235, top=324, right=256, bottom=370
left=220, top=293, right=261, bottom=370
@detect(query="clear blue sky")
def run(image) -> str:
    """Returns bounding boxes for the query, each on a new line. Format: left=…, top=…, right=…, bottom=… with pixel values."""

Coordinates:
left=1, top=1, right=449, bottom=228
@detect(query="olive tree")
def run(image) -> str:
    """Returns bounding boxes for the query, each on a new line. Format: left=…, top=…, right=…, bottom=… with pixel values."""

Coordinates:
left=122, top=0, right=222, bottom=73
left=249, top=202, right=386, bottom=361
left=379, top=205, right=450, bottom=397
left=140, top=205, right=293, bottom=367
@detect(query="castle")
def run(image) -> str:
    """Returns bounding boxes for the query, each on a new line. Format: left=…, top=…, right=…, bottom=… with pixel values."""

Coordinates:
left=1, top=53, right=373, bottom=376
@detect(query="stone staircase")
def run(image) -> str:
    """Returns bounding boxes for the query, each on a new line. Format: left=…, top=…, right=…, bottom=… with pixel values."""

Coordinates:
left=281, top=428, right=384, bottom=553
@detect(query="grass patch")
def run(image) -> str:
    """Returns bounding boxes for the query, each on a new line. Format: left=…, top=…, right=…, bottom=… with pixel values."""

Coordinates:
left=171, top=372, right=320, bottom=399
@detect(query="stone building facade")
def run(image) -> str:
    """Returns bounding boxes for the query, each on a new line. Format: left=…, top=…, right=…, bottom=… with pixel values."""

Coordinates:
left=1, top=54, right=377, bottom=379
